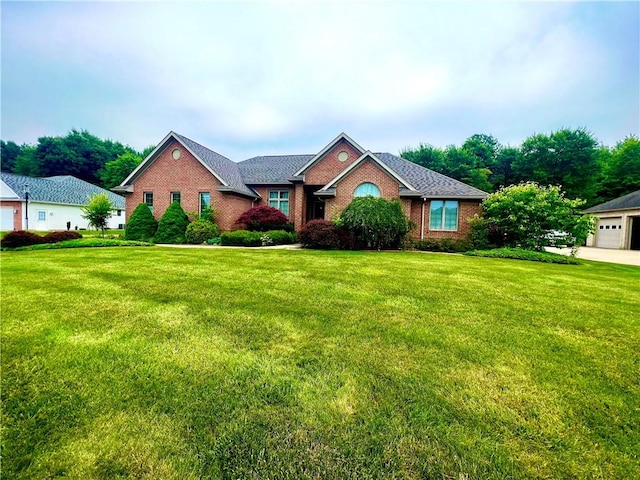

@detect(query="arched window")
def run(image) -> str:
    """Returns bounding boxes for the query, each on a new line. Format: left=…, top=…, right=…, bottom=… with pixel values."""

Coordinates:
left=354, top=182, right=381, bottom=197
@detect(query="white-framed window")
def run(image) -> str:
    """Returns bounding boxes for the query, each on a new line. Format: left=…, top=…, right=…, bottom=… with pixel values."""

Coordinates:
left=117, top=210, right=122, bottom=217
left=171, top=192, right=181, bottom=204
left=199, top=192, right=210, bottom=213
left=354, top=182, right=381, bottom=197
left=37, top=210, right=47, bottom=221
left=430, top=200, right=458, bottom=231
left=268, top=190, right=289, bottom=216
left=144, top=192, right=154, bottom=213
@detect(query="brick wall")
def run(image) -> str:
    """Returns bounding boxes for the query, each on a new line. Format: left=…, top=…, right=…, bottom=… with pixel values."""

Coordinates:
left=324, top=159, right=402, bottom=216
left=1, top=201, right=22, bottom=230
left=304, top=139, right=363, bottom=185
left=125, top=140, right=253, bottom=231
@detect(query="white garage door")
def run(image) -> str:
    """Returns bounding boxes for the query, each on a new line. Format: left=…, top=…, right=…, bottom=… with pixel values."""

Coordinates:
left=1, top=207, right=15, bottom=231
left=596, top=217, right=622, bottom=249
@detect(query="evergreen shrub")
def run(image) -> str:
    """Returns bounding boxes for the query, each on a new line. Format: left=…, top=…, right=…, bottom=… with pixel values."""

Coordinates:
left=1, top=230, right=45, bottom=248
left=220, top=230, right=262, bottom=246
left=185, top=219, right=219, bottom=244
left=154, top=202, right=190, bottom=244
left=413, top=237, right=473, bottom=253
left=125, top=204, right=158, bottom=241
left=264, top=230, right=296, bottom=245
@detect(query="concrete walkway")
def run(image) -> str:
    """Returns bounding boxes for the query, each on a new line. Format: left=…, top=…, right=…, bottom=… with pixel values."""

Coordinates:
left=546, top=246, right=640, bottom=266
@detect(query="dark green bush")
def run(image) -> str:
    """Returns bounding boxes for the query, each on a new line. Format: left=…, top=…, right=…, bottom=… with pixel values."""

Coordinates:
left=464, top=248, right=580, bottom=264
left=299, top=220, right=340, bottom=249
left=413, top=237, right=473, bottom=253
left=125, top=204, right=158, bottom=241
left=339, top=197, right=413, bottom=249
left=219, top=229, right=295, bottom=247
left=185, top=219, right=219, bottom=244
left=1, top=230, right=45, bottom=248
left=220, top=230, right=262, bottom=247
left=264, top=230, right=296, bottom=245
left=155, top=202, right=190, bottom=244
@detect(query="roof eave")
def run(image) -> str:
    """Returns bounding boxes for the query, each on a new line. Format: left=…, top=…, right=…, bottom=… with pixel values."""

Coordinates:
left=421, top=194, right=488, bottom=200
left=216, top=185, right=260, bottom=200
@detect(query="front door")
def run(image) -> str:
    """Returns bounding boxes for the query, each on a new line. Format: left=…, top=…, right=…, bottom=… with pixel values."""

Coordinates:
left=307, top=200, right=325, bottom=222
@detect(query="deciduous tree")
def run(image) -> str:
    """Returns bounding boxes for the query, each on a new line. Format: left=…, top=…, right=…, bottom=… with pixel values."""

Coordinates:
left=81, top=193, right=114, bottom=237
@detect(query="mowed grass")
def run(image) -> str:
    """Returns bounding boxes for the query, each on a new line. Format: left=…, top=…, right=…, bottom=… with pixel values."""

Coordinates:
left=1, top=248, right=638, bottom=479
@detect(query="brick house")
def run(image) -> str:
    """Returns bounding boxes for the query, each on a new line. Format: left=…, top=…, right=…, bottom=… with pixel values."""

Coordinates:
left=113, top=132, right=487, bottom=240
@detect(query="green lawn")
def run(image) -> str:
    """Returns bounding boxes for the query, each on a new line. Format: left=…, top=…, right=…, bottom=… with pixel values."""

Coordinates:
left=1, top=248, right=638, bottom=479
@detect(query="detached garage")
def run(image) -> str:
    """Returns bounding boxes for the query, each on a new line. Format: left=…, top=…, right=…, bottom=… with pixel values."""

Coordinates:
left=585, top=190, right=640, bottom=250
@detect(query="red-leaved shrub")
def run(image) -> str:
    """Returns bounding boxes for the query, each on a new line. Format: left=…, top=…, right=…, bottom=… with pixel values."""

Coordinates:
left=43, top=231, right=82, bottom=243
left=236, top=205, right=290, bottom=232
left=299, top=220, right=340, bottom=249
left=1, top=230, right=46, bottom=248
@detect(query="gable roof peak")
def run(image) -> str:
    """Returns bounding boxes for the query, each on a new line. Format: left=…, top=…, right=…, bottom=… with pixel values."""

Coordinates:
left=292, top=132, right=367, bottom=177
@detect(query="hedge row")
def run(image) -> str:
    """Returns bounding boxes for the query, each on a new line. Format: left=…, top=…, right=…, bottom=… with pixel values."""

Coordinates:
left=220, top=230, right=296, bottom=247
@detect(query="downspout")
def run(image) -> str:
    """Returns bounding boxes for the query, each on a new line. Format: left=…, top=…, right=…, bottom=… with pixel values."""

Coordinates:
left=420, top=198, right=425, bottom=240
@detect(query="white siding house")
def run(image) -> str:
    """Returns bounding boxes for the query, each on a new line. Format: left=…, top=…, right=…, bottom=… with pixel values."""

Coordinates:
left=0, top=173, right=125, bottom=231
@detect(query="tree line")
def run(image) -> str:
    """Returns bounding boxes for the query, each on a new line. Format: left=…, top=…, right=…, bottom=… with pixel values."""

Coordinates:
left=1, top=128, right=639, bottom=206
left=0, top=130, right=153, bottom=190
left=401, top=129, right=640, bottom=207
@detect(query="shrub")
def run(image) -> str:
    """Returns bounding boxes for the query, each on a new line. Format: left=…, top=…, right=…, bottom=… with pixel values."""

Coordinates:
left=155, top=202, right=190, bottom=244
left=1, top=230, right=45, bottom=248
left=236, top=205, right=289, bottom=232
left=264, top=230, right=297, bottom=245
left=43, top=231, right=82, bottom=243
left=482, top=182, right=595, bottom=252
left=413, top=237, right=473, bottom=253
left=125, top=204, right=158, bottom=242
left=185, top=219, right=219, bottom=244
left=299, top=220, right=340, bottom=249
left=220, top=230, right=262, bottom=247
left=464, top=248, right=580, bottom=264
left=339, top=197, right=413, bottom=249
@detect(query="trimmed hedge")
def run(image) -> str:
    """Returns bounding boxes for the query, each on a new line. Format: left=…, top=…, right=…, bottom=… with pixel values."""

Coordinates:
left=413, top=238, right=473, bottom=253
left=464, top=248, right=580, bottom=264
left=262, top=230, right=296, bottom=245
left=125, top=204, right=158, bottom=242
left=220, top=230, right=262, bottom=247
left=220, top=230, right=296, bottom=247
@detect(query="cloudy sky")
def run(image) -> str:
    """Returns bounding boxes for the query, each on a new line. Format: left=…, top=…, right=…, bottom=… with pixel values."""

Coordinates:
left=2, top=1, right=638, bottom=160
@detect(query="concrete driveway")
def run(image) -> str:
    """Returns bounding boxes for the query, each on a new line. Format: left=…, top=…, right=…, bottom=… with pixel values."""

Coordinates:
left=546, top=246, right=640, bottom=266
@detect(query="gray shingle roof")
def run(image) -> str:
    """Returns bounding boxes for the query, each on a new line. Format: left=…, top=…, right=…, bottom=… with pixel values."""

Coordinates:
left=174, top=133, right=256, bottom=197
left=239, top=155, right=314, bottom=183
left=1, top=172, right=125, bottom=208
left=584, top=189, right=640, bottom=213
left=374, top=153, right=488, bottom=198
left=234, top=152, right=487, bottom=198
